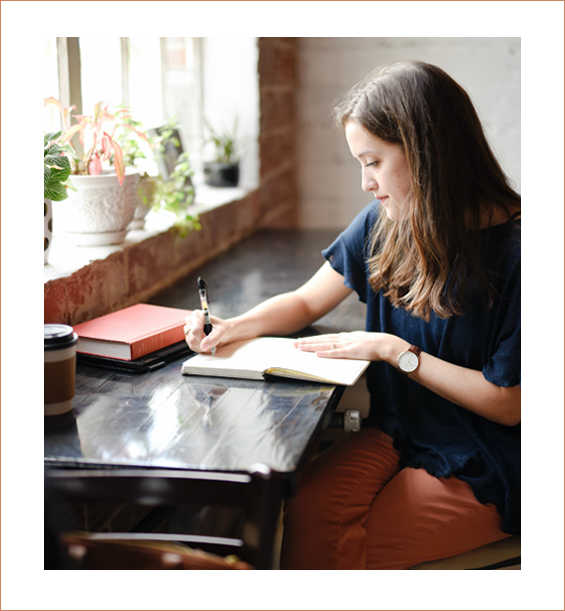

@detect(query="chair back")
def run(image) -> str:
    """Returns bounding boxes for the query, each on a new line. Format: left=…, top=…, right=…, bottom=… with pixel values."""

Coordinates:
left=45, top=464, right=281, bottom=569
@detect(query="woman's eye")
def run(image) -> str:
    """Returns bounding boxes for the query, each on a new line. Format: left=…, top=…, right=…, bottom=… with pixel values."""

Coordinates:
left=365, top=161, right=379, bottom=168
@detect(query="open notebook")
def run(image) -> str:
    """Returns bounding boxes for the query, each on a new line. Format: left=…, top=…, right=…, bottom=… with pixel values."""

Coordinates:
left=181, top=337, right=370, bottom=386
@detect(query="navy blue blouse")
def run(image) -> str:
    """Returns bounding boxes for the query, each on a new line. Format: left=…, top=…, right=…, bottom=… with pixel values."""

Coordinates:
left=322, top=200, right=521, bottom=534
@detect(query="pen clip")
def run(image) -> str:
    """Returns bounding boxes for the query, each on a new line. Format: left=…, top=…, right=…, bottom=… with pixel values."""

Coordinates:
left=197, top=276, right=215, bottom=355
left=197, top=276, right=209, bottom=297
left=197, top=276, right=210, bottom=310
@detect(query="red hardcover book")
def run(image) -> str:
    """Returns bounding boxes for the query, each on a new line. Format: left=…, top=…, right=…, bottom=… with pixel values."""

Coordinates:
left=74, top=303, right=192, bottom=361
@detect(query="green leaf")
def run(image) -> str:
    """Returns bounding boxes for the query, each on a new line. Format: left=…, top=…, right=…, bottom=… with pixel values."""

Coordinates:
left=46, top=169, right=69, bottom=187
left=47, top=165, right=71, bottom=184
left=44, top=181, right=68, bottom=201
left=44, top=131, right=62, bottom=147
left=45, top=153, right=71, bottom=171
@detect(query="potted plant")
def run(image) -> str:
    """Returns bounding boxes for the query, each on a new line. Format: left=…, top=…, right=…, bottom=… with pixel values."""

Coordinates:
left=44, top=98, right=143, bottom=246
left=153, top=149, right=201, bottom=236
left=203, top=118, right=240, bottom=188
left=44, top=130, right=72, bottom=264
left=114, top=115, right=200, bottom=235
left=113, top=106, right=159, bottom=230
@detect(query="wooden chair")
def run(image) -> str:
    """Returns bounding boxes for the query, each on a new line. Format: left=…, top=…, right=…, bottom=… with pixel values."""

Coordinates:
left=59, top=532, right=254, bottom=570
left=409, top=535, right=521, bottom=570
left=45, top=464, right=282, bottom=570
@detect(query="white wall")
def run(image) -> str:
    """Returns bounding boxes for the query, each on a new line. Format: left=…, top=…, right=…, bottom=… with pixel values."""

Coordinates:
left=297, top=37, right=521, bottom=230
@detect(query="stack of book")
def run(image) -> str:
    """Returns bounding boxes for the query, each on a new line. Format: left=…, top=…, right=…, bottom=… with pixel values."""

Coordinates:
left=73, top=303, right=192, bottom=372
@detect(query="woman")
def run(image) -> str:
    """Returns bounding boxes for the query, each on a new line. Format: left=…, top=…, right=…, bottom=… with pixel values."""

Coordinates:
left=184, top=61, right=521, bottom=569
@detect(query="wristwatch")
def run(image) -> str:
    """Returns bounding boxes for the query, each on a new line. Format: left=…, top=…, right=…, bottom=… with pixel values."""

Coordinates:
left=397, top=345, right=421, bottom=375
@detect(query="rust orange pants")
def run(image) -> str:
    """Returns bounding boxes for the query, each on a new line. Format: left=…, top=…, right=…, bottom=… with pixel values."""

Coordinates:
left=280, top=427, right=511, bottom=570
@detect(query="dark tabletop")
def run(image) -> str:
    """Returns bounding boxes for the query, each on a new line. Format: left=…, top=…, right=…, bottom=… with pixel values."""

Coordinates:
left=44, top=229, right=366, bottom=476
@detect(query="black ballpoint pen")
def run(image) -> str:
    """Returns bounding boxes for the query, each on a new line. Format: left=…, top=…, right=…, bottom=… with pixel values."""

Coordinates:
left=197, top=276, right=216, bottom=355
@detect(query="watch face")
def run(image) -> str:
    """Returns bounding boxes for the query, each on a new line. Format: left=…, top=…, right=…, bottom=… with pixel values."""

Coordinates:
left=398, top=350, right=419, bottom=372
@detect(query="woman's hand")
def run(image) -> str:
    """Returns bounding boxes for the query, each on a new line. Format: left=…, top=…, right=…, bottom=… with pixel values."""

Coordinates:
left=184, top=261, right=353, bottom=356
left=184, top=311, right=233, bottom=354
left=294, top=331, right=404, bottom=363
left=296, top=331, right=521, bottom=425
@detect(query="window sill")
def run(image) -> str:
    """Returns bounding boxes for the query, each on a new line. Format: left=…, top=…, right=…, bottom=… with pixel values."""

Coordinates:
left=44, top=184, right=266, bottom=326
left=44, top=184, right=249, bottom=283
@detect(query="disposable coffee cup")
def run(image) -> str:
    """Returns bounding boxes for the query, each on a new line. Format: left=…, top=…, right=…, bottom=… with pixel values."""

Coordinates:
left=44, top=324, right=78, bottom=416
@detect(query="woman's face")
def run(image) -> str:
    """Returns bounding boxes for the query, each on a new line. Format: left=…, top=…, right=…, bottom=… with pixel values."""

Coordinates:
left=345, top=120, right=412, bottom=221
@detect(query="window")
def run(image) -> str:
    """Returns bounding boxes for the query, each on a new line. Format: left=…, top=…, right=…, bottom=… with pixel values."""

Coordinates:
left=79, top=37, right=124, bottom=117
left=161, top=37, right=202, bottom=154
left=128, top=37, right=165, bottom=130
left=45, top=37, right=259, bottom=189
left=43, top=37, right=60, bottom=132
left=45, top=37, right=203, bottom=157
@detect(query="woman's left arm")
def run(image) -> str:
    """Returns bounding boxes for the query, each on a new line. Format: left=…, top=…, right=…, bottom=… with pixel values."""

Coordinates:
left=294, top=332, right=521, bottom=427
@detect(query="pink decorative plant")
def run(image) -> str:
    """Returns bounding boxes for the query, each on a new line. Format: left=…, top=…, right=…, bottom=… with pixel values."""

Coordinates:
left=44, top=98, right=148, bottom=186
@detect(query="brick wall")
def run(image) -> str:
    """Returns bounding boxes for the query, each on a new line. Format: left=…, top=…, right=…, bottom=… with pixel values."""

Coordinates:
left=44, top=38, right=300, bottom=325
left=44, top=193, right=263, bottom=325
left=257, top=37, right=298, bottom=228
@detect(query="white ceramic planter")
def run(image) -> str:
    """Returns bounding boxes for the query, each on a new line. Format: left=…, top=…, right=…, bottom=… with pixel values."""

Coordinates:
left=54, top=168, right=140, bottom=245
left=44, top=198, right=53, bottom=264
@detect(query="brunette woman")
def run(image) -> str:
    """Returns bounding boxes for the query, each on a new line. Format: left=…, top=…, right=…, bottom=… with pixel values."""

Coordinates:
left=185, top=61, right=521, bottom=569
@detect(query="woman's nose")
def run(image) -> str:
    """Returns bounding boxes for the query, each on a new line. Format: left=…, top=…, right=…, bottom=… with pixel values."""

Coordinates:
left=362, top=169, right=377, bottom=192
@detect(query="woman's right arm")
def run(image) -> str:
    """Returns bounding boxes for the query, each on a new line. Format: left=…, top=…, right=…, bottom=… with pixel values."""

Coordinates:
left=185, top=261, right=352, bottom=354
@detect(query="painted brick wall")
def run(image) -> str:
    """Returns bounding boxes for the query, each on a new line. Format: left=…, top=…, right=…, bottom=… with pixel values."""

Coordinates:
left=44, top=38, right=300, bottom=325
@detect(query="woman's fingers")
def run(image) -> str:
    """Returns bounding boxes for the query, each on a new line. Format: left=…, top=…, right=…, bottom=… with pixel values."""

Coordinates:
left=184, top=311, right=207, bottom=351
left=294, top=334, right=341, bottom=353
left=294, top=332, right=379, bottom=361
left=184, top=311, right=227, bottom=354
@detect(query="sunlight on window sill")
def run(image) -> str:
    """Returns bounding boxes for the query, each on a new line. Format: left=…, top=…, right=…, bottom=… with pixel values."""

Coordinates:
left=44, top=184, right=250, bottom=283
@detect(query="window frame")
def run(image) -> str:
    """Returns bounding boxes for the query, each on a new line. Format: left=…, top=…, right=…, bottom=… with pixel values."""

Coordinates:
left=52, top=37, right=204, bottom=154
left=47, top=37, right=259, bottom=192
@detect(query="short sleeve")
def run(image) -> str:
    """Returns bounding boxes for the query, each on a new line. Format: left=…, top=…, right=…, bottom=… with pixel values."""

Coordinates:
left=321, top=201, right=379, bottom=303
left=482, top=242, right=521, bottom=387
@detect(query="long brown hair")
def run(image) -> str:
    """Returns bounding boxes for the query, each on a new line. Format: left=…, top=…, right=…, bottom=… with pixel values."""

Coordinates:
left=332, top=61, right=521, bottom=320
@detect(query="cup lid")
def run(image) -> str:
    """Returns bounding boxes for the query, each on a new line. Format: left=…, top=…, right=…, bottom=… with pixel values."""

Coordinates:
left=44, top=324, right=78, bottom=349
